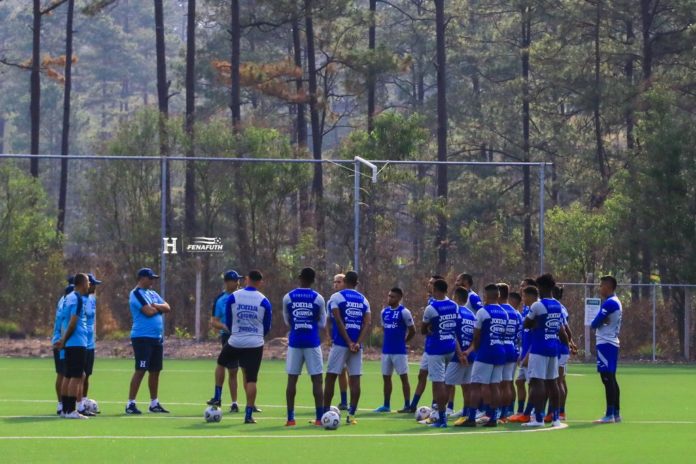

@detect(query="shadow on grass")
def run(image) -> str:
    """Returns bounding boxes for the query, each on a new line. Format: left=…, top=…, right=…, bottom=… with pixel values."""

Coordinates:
left=1, top=416, right=61, bottom=424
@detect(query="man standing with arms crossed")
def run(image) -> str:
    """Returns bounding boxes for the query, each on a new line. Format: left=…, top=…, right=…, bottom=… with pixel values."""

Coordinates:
left=324, top=271, right=371, bottom=425
left=125, top=268, right=172, bottom=415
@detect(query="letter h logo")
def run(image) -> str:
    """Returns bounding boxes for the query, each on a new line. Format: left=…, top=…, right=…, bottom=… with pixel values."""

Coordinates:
left=162, top=237, right=178, bottom=255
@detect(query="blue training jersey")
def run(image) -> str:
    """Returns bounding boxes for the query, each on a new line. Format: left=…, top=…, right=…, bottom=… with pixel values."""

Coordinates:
left=423, top=298, right=460, bottom=355
left=129, top=287, right=165, bottom=341
left=453, top=305, right=476, bottom=363
left=283, top=288, right=326, bottom=349
left=474, top=303, right=508, bottom=365
left=501, top=303, right=522, bottom=363
left=328, top=289, right=371, bottom=347
left=63, top=291, right=88, bottom=348
left=466, top=291, right=483, bottom=313
left=85, top=294, right=97, bottom=349
left=225, top=287, right=272, bottom=348
left=52, top=295, right=66, bottom=344
left=559, top=304, right=570, bottom=356
left=592, top=294, right=622, bottom=347
left=519, top=305, right=532, bottom=360
left=527, top=298, right=563, bottom=357
left=381, top=305, right=414, bottom=355
left=212, top=291, right=232, bottom=335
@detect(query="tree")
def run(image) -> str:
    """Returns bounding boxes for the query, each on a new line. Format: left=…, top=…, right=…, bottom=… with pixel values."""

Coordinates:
left=434, top=0, right=448, bottom=271
left=153, top=0, right=170, bottom=234
left=56, top=0, right=75, bottom=234
left=184, top=0, right=197, bottom=239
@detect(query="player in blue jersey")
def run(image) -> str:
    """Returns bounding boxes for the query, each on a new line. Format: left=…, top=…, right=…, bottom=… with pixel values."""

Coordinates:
left=52, top=278, right=74, bottom=416
left=549, top=285, right=577, bottom=422
left=125, top=268, right=172, bottom=415
left=215, top=270, right=272, bottom=424
left=282, top=267, right=327, bottom=426
left=448, top=287, right=478, bottom=426
left=324, top=271, right=371, bottom=425
left=498, top=283, right=523, bottom=422
left=53, top=273, right=90, bottom=419
left=407, top=275, right=443, bottom=413
left=207, top=270, right=244, bottom=412
left=374, top=287, right=415, bottom=413
left=522, top=274, right=568, bottom=428
left=591, top=275, right=623, bottom=424
left=328, top=273, right=350, bottom=411
left=77, top=273, right=102, bottom=416
left=455, top=273, right=483, bottom=313
left=421, top=279, right=462, bottom=428
left=459, top=284, right=508, bottom=427
left=509, top=279, right=537, bottom=423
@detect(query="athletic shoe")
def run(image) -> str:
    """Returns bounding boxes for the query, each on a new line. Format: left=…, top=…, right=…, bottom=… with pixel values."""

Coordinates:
left=593, top=415, right=615, bottom=424
left=445, top=408, right=454, bottom=417
left=449, top=410, right=463, bottom=419
left=507, top=413, right=524, bottom=423
left=309, top=419, right=322, bottom=426
left=418, top=417, right=435, bottom=425
left=125, top=403, right=142, bottom=415
left=475, top=415, right=490, bottom=425
left=230, top=403, right=239, bottom=413
left=373, top=406, right=391, bottom=413
left=482, top=420, right=498, bottom=428
left=428, top=422, right=447, bottom=428
left=560, top=412, right=567, bottom=421
left=613, top=415, right=622, bottom=423
left=397, top=407, right=411, bottom=413
left=252, top=406, right=262, bottom=413
left=338, top=403, right=348, bottom=411
left=64, top=411, right=89, bottom=420
left=78, top=409, right=96, bottom=417
left=456, top=419, right=477, bottom=427
left=149, top=403, right=170, bottom=413
left=244, top=417, right=257, bottom=424
left=521, top=419, right=544, bottom=427
left=543, top=413, right=552, bottom=423
left=285, top=420, right=296, bottom=426
left=551, top=419, right=563, bottom=428
left=346, top=415, right=357, bottom=425
left=56, top=409, right=63, bottom=416
left=498, top=417, right=509, bottom=424
left=475, top=410, right=486, bottom=420
left=207, top=398, right=221, bottom=407
left=453, top=417, right=468, bottom=426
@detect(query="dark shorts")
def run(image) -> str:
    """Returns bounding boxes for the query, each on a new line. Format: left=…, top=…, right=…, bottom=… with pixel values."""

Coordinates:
left=85, top=349, right=95, bottom=376
left=219, top=334, right=239, bottom=369
left=64, top=346, right=87, bottom=379
left=132, top=337, right=164, bottom=372
left=217, top=344, right=263, bottom=382
left=596, top=343, right=619, bottom=374
left=53, top=349, right=65, bottom=375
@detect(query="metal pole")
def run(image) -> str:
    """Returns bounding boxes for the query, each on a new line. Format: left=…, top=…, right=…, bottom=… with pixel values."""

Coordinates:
left=685, top=288, right=691, bottom=361
left=195, top=256, right=202, bottom=341
left=652, top=283, right=657, bottom=362
left=160, top=158, right=167, bottom=299
left=584, top=283, right=591, bottom=362
left=539, top=164, right=545, bottom=274
left=354, top=159, right=360, bottom=273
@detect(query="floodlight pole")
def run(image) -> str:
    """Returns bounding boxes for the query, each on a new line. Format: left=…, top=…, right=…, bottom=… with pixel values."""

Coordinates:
left=354, top=156, right=378, bottom=273
left=161, top=159, right=167, bottom=299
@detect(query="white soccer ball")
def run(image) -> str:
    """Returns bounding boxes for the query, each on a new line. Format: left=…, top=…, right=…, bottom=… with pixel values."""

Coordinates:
left=330, top=405, right=341, bottom=417
left=321, top=410, right=341, bottom=430
left=415, top=406, right=432, bottom=421
left=204, top=406, right=222, bottom=423
left=85, top=399, right=99, bottom=414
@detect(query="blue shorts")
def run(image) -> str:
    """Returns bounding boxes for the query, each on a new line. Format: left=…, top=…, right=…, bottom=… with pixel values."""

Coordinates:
left=596, top=343, right=618, bottom=373
left=132, top=337, right=164, bottom=372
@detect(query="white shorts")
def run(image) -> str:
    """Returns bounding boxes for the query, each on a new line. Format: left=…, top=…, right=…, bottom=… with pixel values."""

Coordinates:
left=558, top=354, right=570, bottom=369
left=286, top=346, right=323, bottom=376
left=470, top=361, right=503, bottom=385
left=327, top=345, right=362, bottom=376
left=427, top=353, right=453, bottom=382
left=382, top=354, right=409, bottom=376
left=445, top=361, right=472, bottom=386
left=502, top=362, right=517, bottom=382
left=528, top=354, right=559, bottom=380
left=419, top=352, right=429, bottom=371
left=516, top=366, right=528, bottom=382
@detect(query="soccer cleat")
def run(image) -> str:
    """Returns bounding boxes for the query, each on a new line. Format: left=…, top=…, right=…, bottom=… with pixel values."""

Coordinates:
left=498, top=417, right=509, bottom=424
left=244, top=417, right=257, bottom=424
left=148, top=403, right=170, bottom=413
left=207, top=398, right=222, bottom=407
left=593, top=415, right=615, bottom=424
left=455, top=418, right=477, bottom=427
left=337, top=403, right=348, bottom=411
left=78, top=409, right=96, bottom=417
left=346, top=415, right=358, bottom=425
left=230, top=403, right=239, bottom=413
left=475, top=409, right=486, bottom=420
left=373, top=406, right=391, bottom=413
left=445, top=408, right=454, bottom=417
left=397, top=407, right=411, bottom=413
left=453, top=417, right=468, bottom=427
left=551, top=419, right=562, bottom=428
left=285, top=419, right=296, bottom=426
left=560, top=412, right=567, bottom=421
left=543, top=413, right=552, bottom=423
left=428, top=422, right=447, bottom=428
left=475, top=415, right=490, bottom=425
left=449, top=410, right=463, bottom=419
left=521, top=419, right=544, bottom=427
left=252, top=406, right=262, bottom=413
left=613, top=415, right=622, bottom=423
left=483, top=420, right=498, bottom=428
left=506, top=413, right=523, bottom=423
left=309, top=419, right=322, bottom=426
left=125, top=403, right=142, bottom=415
left=64, top=411, right=89, bottom=420
left=418, top=417, right=435, bottom=425
left=56, top=409, right=62, bottom=416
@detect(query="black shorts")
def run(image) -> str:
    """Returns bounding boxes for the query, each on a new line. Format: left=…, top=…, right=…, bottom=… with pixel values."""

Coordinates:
left=132, top=337, right=163, bottom=372
left=64, top=346, right=87, bottom=379
left=53, top=349, right=65, bottom=375
left=219, top=334, right=239, bottom=369
left=85, top=349, right=95, bottom=376
left=217, top=344, right=263, bottom=382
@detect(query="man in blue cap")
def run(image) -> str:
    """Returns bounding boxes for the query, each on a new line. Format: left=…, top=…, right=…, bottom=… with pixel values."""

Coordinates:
left=207, top=270, right=244, bottom=412
left=78, top=273, right=102, bottom=415
left=125, top=268, right=172, bottom=414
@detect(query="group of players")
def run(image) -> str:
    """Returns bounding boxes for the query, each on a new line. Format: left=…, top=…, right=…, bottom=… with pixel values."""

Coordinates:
left=51, top=265, right=623, bottom=428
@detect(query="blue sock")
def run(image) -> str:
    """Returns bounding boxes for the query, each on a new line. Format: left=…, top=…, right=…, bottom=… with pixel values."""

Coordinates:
left=447, top=401, right=454, bottom=410
left=439, top=409, right=447, bottom=425
left=214, top=386, right=222, bottom=402
left=560, top=406, right=565, bottom=414
left=404, top=400, right=410, bottom=409
left=524, top=402, right=534, bottom=415
left=614, top=408, right=620, bottom=417
left=288, top=408, right=295, bottom=421
left=552, top=408, right=559, bottom=421
left=315, top=407, right=323, bottom=421
left=245, top=406, right=253, bottom=421
left=484, top=404, right=493, bottom=419
left=468, top=407, right=477, bottom=421
left=349, top=404, right=357, bottom=415
left=606, top=406, right=615, bottom=417
left=509, top=401, right=515, bottom=413
left=462, top=406, right=469, bottom=417
left=384, top=397, right=390, bottom=409
left=410, top=393, right=421, bottom=409
left=535, top=410, right=544, bottom=423
left=340, top=391, right=347, bottom=405
left=517, top=400, right=524, bottom=413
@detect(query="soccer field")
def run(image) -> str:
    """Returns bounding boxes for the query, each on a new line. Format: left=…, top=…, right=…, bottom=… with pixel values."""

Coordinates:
left=0, top=358, right=694, bottom=463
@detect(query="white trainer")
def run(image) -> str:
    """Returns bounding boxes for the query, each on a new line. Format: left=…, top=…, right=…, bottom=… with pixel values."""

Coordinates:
left=522, top=419, right=544, bottom=427
left=64, top=411, right=89, bottom=420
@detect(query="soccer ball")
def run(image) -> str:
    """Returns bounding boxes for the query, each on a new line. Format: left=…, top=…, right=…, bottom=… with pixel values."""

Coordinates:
left=415, top=406, right=432, bottom=421
left=204, top=406, right=222, bottom=423
left=321, top=411, right=341, bottom=430
left=84, top=399, right=99, bottom=414
left=330, top=405, right=341, bottom=416
left=429, top=410, right=440, bottom=422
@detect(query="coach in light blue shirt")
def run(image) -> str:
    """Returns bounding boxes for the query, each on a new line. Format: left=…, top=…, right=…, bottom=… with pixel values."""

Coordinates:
left=125, top=268, right=172, bottom=415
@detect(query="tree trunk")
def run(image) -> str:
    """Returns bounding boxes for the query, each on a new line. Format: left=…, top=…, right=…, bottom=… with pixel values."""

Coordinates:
left=57, top=0, right=75, bottom=234
left=30, top=0, right=41, bottom=177
left=434, top=0, right=448, bottom=271
left=0, top=117, right=5, bottom=154
left=230, top=0, right=241, bottom=128
left=521, top=2, right=533, bottom=273
left=184, top=0, right=196, bottom=240
left=154, top=0, right=171, bottom=234
left=367, top=0, right=376, bottom=133
left=592, top=0, right=607, bottom=188
left=639, top=0, right=653, bottom=296
left=292, top=19, right=307, bottom=150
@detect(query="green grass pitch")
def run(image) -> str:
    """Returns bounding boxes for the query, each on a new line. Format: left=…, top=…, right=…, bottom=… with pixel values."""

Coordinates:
left=0, top=358, right=694, bottom=463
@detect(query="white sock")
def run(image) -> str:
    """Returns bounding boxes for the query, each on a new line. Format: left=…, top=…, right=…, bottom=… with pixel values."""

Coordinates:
left=150, top=398, right=159, bottom=407
left=128, top=399, right=136, bottom=406
left=232, top=401, right=238, bottom=405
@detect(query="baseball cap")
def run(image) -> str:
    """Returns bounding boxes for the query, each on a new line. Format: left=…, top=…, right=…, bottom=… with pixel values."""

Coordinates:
left=64, top=284, right=75, bottom=295
left=299, top=267, right=316, bottom=282
left=67, top=275, right=75, bottom=285
left=137, top=268, right=159, bottom=279
left=88, top=273, right=103, bottom=285
left=223, top=270, right=244, bottom=281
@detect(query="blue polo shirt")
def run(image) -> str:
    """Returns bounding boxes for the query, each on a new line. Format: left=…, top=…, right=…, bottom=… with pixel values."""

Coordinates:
left=212, top=291, right=233, bottom=335
left=129, top=287, right=165, bottom=341
left=63, top=291, right=89, bottom=348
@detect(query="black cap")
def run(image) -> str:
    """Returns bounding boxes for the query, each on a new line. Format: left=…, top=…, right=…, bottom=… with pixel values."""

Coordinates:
left=299, top=267, right=316, bottom=282
left=137, top=268, right=159, bottom=279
